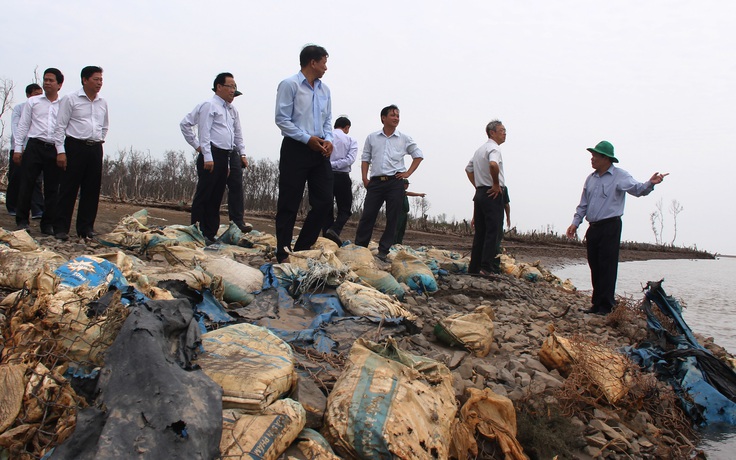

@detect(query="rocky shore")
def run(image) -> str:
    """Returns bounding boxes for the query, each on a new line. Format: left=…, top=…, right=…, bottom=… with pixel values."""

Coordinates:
left=0, top=201, right=727, bottom=459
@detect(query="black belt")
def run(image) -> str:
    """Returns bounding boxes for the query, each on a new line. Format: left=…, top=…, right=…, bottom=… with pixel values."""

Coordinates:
left=211, top=144, right=234, bottom=154
left=29, top=138, right=55, bottom=148
left=371, top=175, right=397, bottom=181
left=68, top=136, right=104, bottom=146
left=589, top=216, right=621, bottom=227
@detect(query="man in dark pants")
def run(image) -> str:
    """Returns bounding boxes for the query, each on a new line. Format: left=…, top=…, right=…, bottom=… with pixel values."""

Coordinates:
left=566, top=140, right=667, bottom=315
left=322, top=116, right=357, bottom=246
left=13, top=68, right=65, bottom=235
left=6, top=83, right=43, bottom=218
left=466, top=120, right=507, bottom=275
left=354, top=105, right=424, bottom=261
left=180, top=90, right=251, bottom=234
left=274, top=44, right=333, bottom=262
left=186, top=73, right=246, bottom=243
left=53, top=66, right=108, bottom=241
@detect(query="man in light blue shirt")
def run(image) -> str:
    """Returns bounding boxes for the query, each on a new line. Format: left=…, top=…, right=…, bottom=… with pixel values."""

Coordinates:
left=274, top=44, right=333, bottom=263
left=354, top=105, right=423, bottom=261
left=322, top=116, right=358, bottom=246
left=566, top=140, right=667, bottom=315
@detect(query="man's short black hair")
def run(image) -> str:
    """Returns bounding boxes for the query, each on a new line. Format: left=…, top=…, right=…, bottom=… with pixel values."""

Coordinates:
left=213, top=72, right=234, bottom=91
left=81, top=66, right=103, bottom=83
left=25, top=83, right=42, bottom=97
left=380, top=104, right=399, bottom=119
left=44, top=68, right=64, bottom=85
left=334, top=116, right=351, bottom=129
left=299, top=45, right=329, bottom=67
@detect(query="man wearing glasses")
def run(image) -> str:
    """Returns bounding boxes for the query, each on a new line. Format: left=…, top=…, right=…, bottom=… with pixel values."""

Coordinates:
left=186, top=72, right=246, bottom=244
left=274, top=44, right=333, bottom=262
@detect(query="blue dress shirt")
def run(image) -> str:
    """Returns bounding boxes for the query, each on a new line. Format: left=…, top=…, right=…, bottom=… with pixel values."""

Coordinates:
left=572, top=165, right=654, bottom=227
left=361, top=130, right=423, bottom=177
left=275, top=72, right=332, bottom=144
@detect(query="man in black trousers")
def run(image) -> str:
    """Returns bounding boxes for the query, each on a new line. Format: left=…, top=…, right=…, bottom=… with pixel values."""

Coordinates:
left=566, top=140, right=667, bottom=315
left=53, top=66, right=108, bottom=240
left=13, top=68, right=65, bottom=235
left=274, top=44, right=333, bottom=262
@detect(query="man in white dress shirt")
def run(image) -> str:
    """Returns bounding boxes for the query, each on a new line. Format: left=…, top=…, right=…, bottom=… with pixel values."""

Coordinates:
left=322, top=115, right=358, bottom=246
left=187, top=72, right=246, bottom=243
left=13, top=68, right=64, bottom=235
left=354, top=105, right=424, bottom=261
left=53, top=66, right=108, bottom=241
left=180, top=89, right=250, bottom=235
left=6, top=83, right=43, bottom=217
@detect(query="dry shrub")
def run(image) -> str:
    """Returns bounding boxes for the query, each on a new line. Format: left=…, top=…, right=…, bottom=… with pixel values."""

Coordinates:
left=554, top=335, right=697, bottom=459
left=515, top=396, right=585, bottom=460
left=1, top=285, right=129, bottom=459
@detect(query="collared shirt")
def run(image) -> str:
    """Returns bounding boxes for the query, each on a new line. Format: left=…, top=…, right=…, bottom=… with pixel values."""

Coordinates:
left=465, top=139, right=504, bottom=187
left=54, top=88, right=109, bottom=153
left=10, top=102, right=28, bottom=149
left=180, top=100, right=246, bottom=161
left=195, top=95, right=245, bottom=162
left=14, top=94, right=60, bottom=151
left=572, top=164, right=654, bottom=226
left=361, top=129, right=423, bottom=177
left=275, top=71, right=333, bottom=144
left=330, top=128, right=358, bottom=172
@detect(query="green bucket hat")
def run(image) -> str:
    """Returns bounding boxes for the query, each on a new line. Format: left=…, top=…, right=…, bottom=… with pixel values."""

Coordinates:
left=587, top=140, right=618, bottom=163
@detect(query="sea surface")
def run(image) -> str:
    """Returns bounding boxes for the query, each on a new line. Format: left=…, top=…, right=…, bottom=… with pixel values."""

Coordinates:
left=554, top=256, right=736, bottom=459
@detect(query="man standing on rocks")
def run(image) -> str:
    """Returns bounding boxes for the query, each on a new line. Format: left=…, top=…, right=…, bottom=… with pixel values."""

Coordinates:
left=566, top=141, right=667, bottom=315
left=13, top=68, right=65, bottom=236
left=53, top=66, right=109, bottom=241
left=180, top=89, right=251, bottom=235
left=6, top=83, right=43, bottom=218
left=465, top=120, right=507, bottom=275
left=186, top=72, right=246, bottom=244
left=322, top=116, right=357, bottom=246
left=274, top=44, right=333, bottom=263
left=354, top=105, right=424, bottom=262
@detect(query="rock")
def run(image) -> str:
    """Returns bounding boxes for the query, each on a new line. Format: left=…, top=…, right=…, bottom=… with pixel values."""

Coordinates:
left=516, top=371, right=531, bottom=387
left=448, top=351, right=467, bottom=369
left=456, top=361, right=474, bottom=381
left=447, top=294, right=470, bottom=305
left=532, top=371, right=563, bottom=389
left=474, top=362, right=497, bottom=378
left=585, top=433, right=607, bottom=448
left=521, top=356, right=548, bottom=374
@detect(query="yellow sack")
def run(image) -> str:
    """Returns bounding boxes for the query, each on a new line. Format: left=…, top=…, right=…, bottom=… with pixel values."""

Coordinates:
left=198, top=323, right=296, bottom=411
left=460, top=387, right=527, bottom=460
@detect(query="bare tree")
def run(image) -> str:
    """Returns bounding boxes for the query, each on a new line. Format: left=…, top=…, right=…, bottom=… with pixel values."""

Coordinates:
left=649, top=198, right=665, bottom=245
left=669, top=199, right=684, bottom=245
left=0, top=78, right=15, bottom=155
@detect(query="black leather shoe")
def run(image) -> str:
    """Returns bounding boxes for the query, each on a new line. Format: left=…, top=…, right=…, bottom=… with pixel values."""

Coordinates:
left=55, top=232, right=69, bottom=241
left=41, top=225, right=55, bottom=235
left=82, top=231, right=98, bottom=239
left=15, top=223, right=30, bottom=231
left=324, top=229, right=343, bottom=247
left=236, top=223, right=253, bottom=233
left=580, top=307, right=600, bottom=314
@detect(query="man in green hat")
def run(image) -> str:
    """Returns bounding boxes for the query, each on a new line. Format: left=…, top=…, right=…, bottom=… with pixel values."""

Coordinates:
left=566, top=140, right=668, bottom=315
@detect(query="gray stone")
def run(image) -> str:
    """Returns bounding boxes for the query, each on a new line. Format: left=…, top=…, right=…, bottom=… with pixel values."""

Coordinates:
left=532, top=371, right=563, bottom=389
left=497, top=367, right=514, bottom=384
left=474, top=362, right=497, bottom=378
left=447, top=294, right=470, bottom=305
left=584, top=433, right=607, bottom=448
left=517, top=371, right=532, bottom=387
left=456, top=361, right=474, bottom=380
left=410, top=334, right=432, bottom=349
left=448, top=350, right=467, bottom=369
left=522, top=357, right=550, bottom=374
left=292, top=376, right=327, bottom=429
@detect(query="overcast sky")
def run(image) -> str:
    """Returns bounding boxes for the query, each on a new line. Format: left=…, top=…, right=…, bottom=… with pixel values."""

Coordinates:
left=3, top=0, right=734, bottom=255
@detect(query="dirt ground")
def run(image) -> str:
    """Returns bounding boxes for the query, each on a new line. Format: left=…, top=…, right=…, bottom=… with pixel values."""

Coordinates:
left=0, top=199, right=700, bottom=270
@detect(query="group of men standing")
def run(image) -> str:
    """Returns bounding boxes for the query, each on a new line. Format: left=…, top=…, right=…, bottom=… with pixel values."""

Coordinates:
left=183, top=45, right=425, bottom=263
left=8, top=66, right=108, bottom=241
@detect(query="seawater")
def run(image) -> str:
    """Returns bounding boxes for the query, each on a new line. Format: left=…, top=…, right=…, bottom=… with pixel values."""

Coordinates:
left=554, top=257, right=736, bottom=459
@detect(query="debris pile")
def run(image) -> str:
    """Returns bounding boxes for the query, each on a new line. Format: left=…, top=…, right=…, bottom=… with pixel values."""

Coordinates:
left=0, top=209, right=733, bottom=459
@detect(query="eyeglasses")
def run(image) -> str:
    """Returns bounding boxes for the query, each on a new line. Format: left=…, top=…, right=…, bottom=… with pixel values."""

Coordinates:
left=221, top=84, right=237, bottom=91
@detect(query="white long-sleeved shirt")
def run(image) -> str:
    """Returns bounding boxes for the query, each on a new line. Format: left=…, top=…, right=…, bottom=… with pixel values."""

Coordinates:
left=54, top=88, right=109, bottom=153
left=14, top=94, right=60, bottom=151
left=180, top=100, right=246, bottom=161
left=10, top=102, right=27, bottom=149
left=330, top=128, right=358, bottom=172
left=193, top=95, right=245, bottom=162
